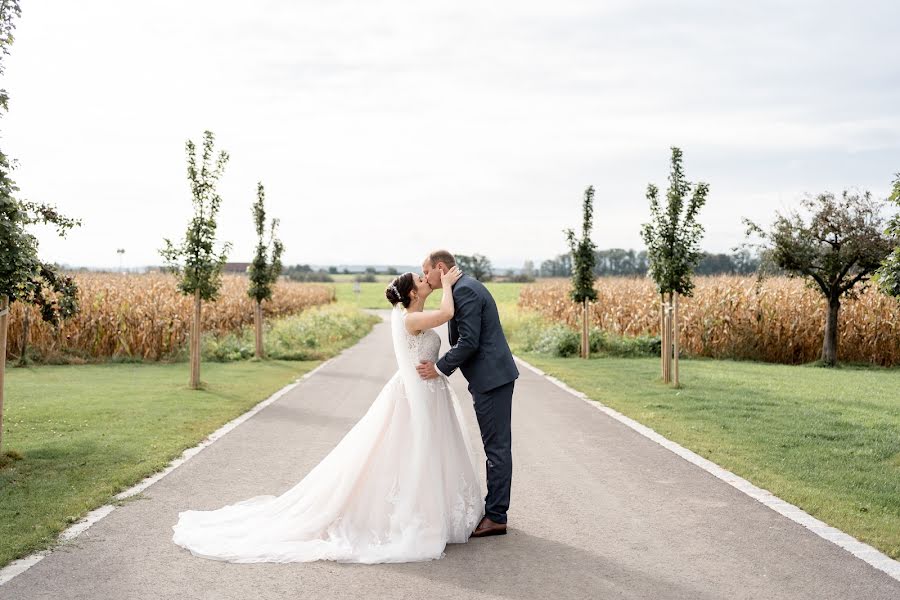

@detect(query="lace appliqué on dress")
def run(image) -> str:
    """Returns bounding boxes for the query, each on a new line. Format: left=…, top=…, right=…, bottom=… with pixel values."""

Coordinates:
left=449, top=471, right=481, bottom=535
left=405, top=326, right=445, bottom=393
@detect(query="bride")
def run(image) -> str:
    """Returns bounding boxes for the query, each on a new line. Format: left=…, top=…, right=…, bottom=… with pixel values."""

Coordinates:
left=171, top=266, right=484, bottom=564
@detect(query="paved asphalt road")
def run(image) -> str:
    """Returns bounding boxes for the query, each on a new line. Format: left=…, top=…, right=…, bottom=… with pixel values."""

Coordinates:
left=3, top=314, right=898, bottom=599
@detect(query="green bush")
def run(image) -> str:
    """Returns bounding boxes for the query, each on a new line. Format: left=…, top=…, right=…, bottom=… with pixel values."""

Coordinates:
left=502, top=308, right=661, bottom=359
left=533, top=325, right=580, bottom=357
left=501, top=310, right=552, bottom=353
left=589, top=329, right=660, bottom=358
left=203, top=305, right=379, bottom=362
left=203, top=334, right=255, bottom=362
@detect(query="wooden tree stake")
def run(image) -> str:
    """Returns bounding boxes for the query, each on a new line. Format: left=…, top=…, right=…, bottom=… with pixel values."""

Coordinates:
left=255, top=300, right=265, bottom=359
left=660, top=293, right=665, bottom=379
left=673, top=291, right=680, bottom=387
left=0, top=295, right=8, bottom=451
left=190, top=290, right=201, bottom=389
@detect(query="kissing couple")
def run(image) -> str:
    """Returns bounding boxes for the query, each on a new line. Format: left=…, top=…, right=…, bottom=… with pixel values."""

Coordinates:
left=172, top=249, right=519, bottom=564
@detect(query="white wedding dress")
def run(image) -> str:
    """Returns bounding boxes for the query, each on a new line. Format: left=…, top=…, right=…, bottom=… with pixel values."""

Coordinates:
left=171, top=306, right=484, bottom=564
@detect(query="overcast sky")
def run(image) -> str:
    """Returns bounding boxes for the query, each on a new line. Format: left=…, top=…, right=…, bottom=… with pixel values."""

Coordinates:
left=5, top=0, right=900, bottom=270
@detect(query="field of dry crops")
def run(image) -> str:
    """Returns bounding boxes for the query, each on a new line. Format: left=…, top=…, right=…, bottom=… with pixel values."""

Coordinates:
left=4, top=273, right=335, bottom=362
left=519, top=276, right=900, bottom=366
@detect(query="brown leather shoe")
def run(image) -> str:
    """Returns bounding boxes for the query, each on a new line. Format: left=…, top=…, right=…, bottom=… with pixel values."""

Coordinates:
left=470, top=517, right=507, bottom=538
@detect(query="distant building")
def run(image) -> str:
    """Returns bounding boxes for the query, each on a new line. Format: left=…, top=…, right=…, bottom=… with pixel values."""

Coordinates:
left=223, top=262, right=251, bottom=274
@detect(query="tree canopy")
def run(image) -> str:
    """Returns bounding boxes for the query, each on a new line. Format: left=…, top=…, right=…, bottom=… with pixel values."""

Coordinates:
left=874, top=173, right=900, bottom=298
left=640, top=147, right=709, bottom=296
left=565, top=186, right=597, bottom=303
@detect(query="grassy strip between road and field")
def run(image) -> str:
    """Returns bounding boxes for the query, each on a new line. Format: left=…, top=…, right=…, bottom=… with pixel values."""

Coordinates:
left=202, top=304, right=380, bottom=362
left=519, top=353, right=900, bottom=560
left=0, top=305, right=379, bottom=569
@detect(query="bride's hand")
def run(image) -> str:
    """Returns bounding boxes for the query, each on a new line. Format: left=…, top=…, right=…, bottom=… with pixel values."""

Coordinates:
left=441, top=266, right=462, bottom=288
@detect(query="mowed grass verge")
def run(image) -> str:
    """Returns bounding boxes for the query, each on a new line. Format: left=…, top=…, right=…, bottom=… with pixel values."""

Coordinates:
left=520, top=353, right=900, bottom=559
left=0, top=360, right=318, bottom=567
left=0, top=306, right=380, bottom=568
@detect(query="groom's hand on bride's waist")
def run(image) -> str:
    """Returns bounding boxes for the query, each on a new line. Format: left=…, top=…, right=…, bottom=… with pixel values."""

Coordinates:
left=416, top=360, right=441, bottom=380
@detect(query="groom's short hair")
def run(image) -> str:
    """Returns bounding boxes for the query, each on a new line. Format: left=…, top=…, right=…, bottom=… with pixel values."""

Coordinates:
left=427, top=249, right=456, bottom=268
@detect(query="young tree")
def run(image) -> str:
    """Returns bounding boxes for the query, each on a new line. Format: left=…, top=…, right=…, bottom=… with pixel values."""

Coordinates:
left=874, top=173, right=900, bottom=298
left=0, top=1, right=81, bottom=454
left=744, top=189, right=895, bottom=366
left=247, top=182, right=284, bottom=359
left=565, top=185, right=598, bottom=358
left=640, top=147, right=709, bottom=385
left=160, top=130, right=231, bottom=389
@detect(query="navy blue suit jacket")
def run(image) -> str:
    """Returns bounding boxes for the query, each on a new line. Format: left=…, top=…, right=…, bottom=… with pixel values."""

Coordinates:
left=435, top=274, right=519, bottom=393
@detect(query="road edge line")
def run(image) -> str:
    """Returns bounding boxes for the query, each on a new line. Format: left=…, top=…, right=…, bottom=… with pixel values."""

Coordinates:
left=514, top=355, right=900, bottom=583
left=0, top=358, right=334, bottom=587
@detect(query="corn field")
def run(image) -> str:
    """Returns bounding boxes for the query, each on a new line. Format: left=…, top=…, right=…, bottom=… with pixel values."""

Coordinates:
left=4, top=273, right=335, bottom=362
left=519, top=276, right=900, bottom=366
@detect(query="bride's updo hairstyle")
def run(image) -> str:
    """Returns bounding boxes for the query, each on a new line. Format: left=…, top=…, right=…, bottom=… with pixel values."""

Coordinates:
left=385, top=272, right=416, bottom=308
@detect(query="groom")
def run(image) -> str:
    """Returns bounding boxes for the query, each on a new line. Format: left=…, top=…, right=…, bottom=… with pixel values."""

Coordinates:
left=417, top=249, right=519, bottom=538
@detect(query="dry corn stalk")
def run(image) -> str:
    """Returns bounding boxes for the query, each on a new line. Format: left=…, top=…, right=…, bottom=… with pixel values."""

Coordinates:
left=519, top=276, right=900, bottom=366
left=4, top=273, right=334, bottom=362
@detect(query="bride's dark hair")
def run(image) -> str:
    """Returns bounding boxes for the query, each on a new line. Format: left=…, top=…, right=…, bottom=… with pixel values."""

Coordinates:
left=385, top=272, right=416, bottom=308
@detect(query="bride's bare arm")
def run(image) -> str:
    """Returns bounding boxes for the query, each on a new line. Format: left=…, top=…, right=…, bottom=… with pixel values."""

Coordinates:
left=405, top=266, right=463, bottom=334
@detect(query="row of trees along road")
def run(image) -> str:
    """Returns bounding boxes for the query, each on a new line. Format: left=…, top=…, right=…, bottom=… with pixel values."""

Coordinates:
left=565, top=147, right=709, bottom=384
left=160, top=131, right=284, bottom=389
left=565, top=147, right=899, bottom=382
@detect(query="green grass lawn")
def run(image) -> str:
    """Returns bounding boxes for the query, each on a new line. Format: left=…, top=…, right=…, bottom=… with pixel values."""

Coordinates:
left=520, top=353, right=900, bottom=559
left=0, top=360, right=322, bottom=567
left=0, top=304, right=380, bottom=569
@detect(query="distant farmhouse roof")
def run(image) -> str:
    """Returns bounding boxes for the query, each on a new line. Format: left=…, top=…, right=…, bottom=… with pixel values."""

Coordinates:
left=223, top=262, right=251, bottom=273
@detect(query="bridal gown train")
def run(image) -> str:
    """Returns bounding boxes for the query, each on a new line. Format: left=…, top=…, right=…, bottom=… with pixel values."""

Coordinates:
left=171, top=307, right=485, bottom=564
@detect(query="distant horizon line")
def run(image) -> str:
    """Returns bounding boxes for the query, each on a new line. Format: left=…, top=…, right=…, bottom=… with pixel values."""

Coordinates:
left=53, top=246, right=759, bottom=273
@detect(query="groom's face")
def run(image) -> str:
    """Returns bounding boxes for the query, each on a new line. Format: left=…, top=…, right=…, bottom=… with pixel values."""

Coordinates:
left=422, top=258, right=444, bottom=290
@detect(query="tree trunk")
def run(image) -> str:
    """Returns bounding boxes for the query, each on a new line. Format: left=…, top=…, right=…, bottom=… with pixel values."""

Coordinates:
left=0, top=295, right=9, bottom=452
left=581, top=299, right=589, bottom=359
left=663, top=294, right=672, bottom=383
left=822, top=295, right=840, bottom=367
left=673, top=292, right=680, bottom=388
left=660, top=294, right=666, bottom=380
left=190, top=290, right=201, bottom=389
left=18, top=305, right=29, bottom=366
left=254, top=300, right=264, bottom=359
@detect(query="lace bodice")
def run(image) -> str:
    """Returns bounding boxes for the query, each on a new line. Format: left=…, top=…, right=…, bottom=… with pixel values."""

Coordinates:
left=408, top=327, right=441, bottom=363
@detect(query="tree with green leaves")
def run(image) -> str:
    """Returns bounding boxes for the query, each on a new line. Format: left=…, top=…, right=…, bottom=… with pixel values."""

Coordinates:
left=874, top=173, right=900, bottom=298
left=0, top=1, right=81, bottom=455
left=640, top=147, right=708, bottom=385
left=456, top=254, right=494, bottom=282
left=744, top=189, right=894, bottom=367
left=248, top=181, right=284, bottom=359
left=160, top=130, right=231, bottom=389
left=565, top=185, right=597, bottom=358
